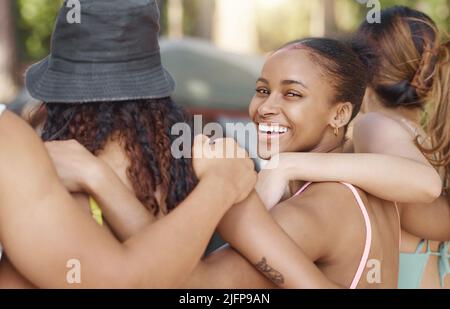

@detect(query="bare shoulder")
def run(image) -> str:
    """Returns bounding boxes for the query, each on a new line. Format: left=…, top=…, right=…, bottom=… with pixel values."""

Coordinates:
left=353, top=112, right=418, bottom=155
left=0, top=111, right=58, bottom=200
left=0, top=110, right=44, bottom=157
left=270, top=182, right=366, bottom=261
left=289, top=183, right=366, bottom=217
left=354, top=112, right=412, bottom=142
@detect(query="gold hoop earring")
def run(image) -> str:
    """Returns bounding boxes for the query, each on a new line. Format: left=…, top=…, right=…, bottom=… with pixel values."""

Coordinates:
left=334, top=126, right=339, bottom=136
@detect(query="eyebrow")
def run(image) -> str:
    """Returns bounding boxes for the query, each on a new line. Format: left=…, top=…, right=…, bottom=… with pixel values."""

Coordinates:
left=281, top=79, right=308, bottom=88
left=256, top=78, right=308, bottom=89
left=256, top=78, right=269, bottom=84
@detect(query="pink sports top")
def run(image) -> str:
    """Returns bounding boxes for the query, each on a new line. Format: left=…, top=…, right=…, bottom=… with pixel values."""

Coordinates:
left=292, top=182, right=372, bottom=289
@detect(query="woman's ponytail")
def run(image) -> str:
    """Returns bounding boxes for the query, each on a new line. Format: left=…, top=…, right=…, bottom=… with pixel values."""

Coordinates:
left=420, top=39, right=450, bottom=193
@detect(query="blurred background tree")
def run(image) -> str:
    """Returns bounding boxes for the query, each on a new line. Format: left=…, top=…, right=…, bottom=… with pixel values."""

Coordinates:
left=0, top=0, right=17, bottom=102
left=16, top=0, right=64, bottom=62
left=1, top=0, right=449, bottom=102
left=12, top=0, right=450, bottom=61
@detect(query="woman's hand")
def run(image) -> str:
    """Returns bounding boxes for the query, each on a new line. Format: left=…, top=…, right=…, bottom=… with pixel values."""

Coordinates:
left=256, top=155, right=289, bottom=210
left=192, top=135, right=257, bottom=205
left=45, top=140, right=103, bottom=193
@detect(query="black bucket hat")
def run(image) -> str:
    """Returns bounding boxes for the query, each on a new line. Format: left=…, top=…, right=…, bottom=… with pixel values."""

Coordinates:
left=25, top=0, right=175, bottom=103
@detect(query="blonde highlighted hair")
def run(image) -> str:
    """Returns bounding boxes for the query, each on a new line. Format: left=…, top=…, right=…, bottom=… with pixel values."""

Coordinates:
left=422, top=39, right=450, bottom=192
left=355, top=6, right=450, bottom=193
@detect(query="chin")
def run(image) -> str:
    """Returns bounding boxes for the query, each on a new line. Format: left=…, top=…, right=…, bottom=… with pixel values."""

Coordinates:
left=257, top=151, right=272, bottom=161
left=256, top=129, right=290, bottom=160
left=257, top=142, right=282, bottom=160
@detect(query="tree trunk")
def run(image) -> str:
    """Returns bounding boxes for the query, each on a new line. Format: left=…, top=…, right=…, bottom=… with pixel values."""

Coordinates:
left=309, top=0, right=336, bottom=37
left=213, top=0, right=258, bottom=54
left=0, top=0, right=17, bottom=102
left=324, top=0, right=337, bottom=37
left=192, top=0, right=214, bottom=39
left=167, top=0, right=183, bottom=38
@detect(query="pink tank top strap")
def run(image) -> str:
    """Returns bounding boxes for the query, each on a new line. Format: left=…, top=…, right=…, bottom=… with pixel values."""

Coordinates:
left=340, top=182, right=372, bottom=289
left=292, top=182, right=313, bottom=198
left=291, top=181, right=372, bottom=289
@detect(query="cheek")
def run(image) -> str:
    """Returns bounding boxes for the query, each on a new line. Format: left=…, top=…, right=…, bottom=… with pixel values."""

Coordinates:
left=284, top=103, right=330, bottom=150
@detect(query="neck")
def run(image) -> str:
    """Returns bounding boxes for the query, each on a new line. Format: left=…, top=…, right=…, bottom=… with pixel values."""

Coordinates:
left=310, top=130, right=345, bottom=154
left=365, top=92, right=423, bottom=125
left=288, top=137, right=343, bottom=195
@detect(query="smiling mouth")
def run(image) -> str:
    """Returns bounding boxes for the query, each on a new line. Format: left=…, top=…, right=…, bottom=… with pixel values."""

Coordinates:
left=258, top=123, right=290, bottom=139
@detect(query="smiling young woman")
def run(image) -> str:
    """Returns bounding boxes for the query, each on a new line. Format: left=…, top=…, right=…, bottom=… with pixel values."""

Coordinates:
left=254, top=6, right=449, bottom=289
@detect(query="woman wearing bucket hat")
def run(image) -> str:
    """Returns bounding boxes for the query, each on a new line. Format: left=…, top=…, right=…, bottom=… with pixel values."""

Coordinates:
left=0, top=0, right=258, bottom=288
left=26, top=0, right=233, bottom=237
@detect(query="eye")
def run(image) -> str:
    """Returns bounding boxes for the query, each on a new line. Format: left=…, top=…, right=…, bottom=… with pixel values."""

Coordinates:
left=255, top=88, right=270, bottom=96
left=286, top=91, right=303, bottom=98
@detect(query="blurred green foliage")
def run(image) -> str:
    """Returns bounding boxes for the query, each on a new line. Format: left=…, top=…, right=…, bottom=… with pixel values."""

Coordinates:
left=16, top=0, right=64, bottom=61
left=257, top=0, right=450, bottom=51
left=349, top=0, right=450, bottom=31
left=14, top=0, right=450, bottom=61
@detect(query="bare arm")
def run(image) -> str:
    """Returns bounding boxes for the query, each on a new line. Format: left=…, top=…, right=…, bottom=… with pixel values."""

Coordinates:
left=0, top=111, right=250, bottom=288
left=87, top=165, right=156, bottom=240
left=79, top=172, right=319, bottom=289
left=45, top=140, right=156, bottom=241
left=257, top=113, right=442, bottom=209
left=399, top=196, right=450, bottom=241
left=181, top=247, right=276, bottom=289
left=352, top=113, right=442, bottom=202
left=215, top=191, right=342, bottom=289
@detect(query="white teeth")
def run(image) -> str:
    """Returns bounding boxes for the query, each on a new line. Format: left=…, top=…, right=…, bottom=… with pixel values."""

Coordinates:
left=258, top=124, right=289, bottom=134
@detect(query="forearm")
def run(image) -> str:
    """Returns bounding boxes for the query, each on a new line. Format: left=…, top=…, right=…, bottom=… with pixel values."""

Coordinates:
left=122, top=175, right=236, bottom=288
left=218, top=191, right=341, bottom=289
left=400, top=196, right=450, bottom=241
left=84, top=161, right=155, bottom=241
left=181, top=247, right=276, bottom=289
left=278, top=153, right=441, bottom=204
left=66, top=166, right=255, bottom=287
left=1, top=174, right=234, bottom=288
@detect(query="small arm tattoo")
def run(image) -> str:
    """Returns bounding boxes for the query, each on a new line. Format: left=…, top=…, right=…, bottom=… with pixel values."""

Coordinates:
left=255, top=257, right=285, bottom=285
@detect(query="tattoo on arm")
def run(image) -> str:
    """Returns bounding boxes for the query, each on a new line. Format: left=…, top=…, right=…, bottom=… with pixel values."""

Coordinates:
left=255, top=257, right=285, bottom=285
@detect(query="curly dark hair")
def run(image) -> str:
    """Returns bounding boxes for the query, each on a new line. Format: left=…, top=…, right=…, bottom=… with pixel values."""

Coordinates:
left=40, top=98, right=198, bottom=216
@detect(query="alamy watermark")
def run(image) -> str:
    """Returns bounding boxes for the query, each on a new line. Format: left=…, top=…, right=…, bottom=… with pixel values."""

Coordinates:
left=171, top=115, right=280, bottom=168
left=66, top=0, right=81, bottom=24
left=65, top=1, right=381, bottom=28
left=366, top=259, right=382, bottom=284
left=66, top=258, right=81, bottom=284
left=356, top=0, right=381, bottom=24
left=65, top=257, right=382, bottom=286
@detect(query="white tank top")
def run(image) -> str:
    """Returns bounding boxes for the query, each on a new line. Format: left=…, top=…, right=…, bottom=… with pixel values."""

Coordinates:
left=0, top=104, right=4, bottom=260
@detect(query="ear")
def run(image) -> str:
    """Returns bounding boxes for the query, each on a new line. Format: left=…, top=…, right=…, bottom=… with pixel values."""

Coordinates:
left=329, top=102, right=353, bottom=129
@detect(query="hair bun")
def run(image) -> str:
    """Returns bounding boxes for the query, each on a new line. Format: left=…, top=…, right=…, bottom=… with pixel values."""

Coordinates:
left=376, top=80, right=423, bottom=108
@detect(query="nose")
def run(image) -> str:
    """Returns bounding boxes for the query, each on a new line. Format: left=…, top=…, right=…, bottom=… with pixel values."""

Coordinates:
left=257, top=93, right=281, bottom=118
